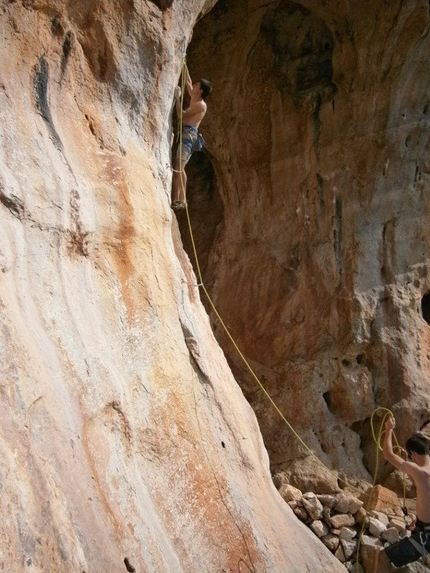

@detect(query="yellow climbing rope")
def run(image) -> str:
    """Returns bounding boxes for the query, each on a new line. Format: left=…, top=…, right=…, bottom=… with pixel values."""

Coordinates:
left=354, top=407, right=408, bottom=571
left=370, top=407, right=407, bottom=507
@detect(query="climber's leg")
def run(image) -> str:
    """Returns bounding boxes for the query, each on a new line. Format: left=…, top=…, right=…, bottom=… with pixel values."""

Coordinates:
left=171, top=131, right=193, bottom=208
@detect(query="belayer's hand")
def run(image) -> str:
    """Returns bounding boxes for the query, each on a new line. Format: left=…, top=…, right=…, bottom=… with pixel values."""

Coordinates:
left=385, top=416, right=396, bottom=431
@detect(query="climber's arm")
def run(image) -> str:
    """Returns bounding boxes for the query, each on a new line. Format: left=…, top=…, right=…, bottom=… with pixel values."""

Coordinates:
left=185, top=68, right=193, bottom=97
left=175, top=86, right=183, bottom=117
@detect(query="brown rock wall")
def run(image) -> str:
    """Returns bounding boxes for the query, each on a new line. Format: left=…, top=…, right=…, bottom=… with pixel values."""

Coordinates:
left=185, top=0, right=430, bottom=484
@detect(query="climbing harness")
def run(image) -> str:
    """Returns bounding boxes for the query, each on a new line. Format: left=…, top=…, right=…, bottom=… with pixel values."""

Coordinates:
left=409, top=530, right=430, bottom=559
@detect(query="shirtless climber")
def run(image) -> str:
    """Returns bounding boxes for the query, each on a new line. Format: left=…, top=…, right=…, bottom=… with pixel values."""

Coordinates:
left=171, top=68, right=212, bottom=210
left=375, top=416, right=430, bottom=571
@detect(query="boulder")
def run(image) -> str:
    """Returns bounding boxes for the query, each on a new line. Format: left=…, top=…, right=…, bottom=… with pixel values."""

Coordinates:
left=279, top=483, right=303, bottom=503
left=340, top=539, right=357, bottom=561
left=310, top=520, right=330, bottom=538
left=360, top=485, right=401, bottom=512
left=339, top=527, right=357, bottom=541
left=294, top=506, right=309, bottom=522
left=322, top=533, right=340, bottom=552
left=334, top=493, right=363, bottom=514
left=323, top=505, right=333, bottom=522
left=346, top=561, right=364, bottom=573
left=329, top=513, right=356, bottom=529
left=389, top=517, right=407, bottom=532
left=368, top=517, right=387, bottom=537
left=382, top=527, right=400, bottom=543
left=360, top=535, right=383, bottom=573
left=301, top=492, right=324, bottom=520
left=280, top=457, right=340, bottom=494
left=354, top=507, right=368, bottom=525
left=334, top=545, right=346, bottom=563
left=368, top=510, right=389, bottom=526
left=317, top=494, right=338, bottom=508
left=404, top=561, right=430, bottom=572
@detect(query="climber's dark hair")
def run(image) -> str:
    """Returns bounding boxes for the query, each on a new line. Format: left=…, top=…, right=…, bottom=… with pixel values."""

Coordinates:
left=199, top=78, right=212, bottom=101
left=406, top=433, right=430, bottom=457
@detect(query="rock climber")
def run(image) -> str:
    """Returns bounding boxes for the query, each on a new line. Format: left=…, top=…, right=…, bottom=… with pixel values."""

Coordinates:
left=376, top=416, right=430, bottom=571
left=171, top=68, right=212, bottom=210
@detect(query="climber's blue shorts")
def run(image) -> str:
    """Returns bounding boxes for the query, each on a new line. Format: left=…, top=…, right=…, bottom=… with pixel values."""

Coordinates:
left=176, top=125, right=198, bottom=167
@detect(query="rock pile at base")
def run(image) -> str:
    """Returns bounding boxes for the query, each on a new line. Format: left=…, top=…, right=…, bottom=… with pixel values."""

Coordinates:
left=277, top=483, right=422, bottom=573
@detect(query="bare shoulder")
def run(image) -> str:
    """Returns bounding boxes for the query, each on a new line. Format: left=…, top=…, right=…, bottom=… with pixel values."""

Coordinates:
left=193, top=100, right=206, bottom=112
left=403, top=461, right=430, bottom=481
left=415, top=465, right=430, bottom=480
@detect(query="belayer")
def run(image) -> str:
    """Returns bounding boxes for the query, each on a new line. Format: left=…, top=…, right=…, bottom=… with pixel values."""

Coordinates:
left=376, top=415, right=430, bottom=571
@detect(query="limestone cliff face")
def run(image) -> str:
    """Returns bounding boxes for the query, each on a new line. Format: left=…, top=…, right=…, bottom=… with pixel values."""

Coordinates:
left=0, top=2, right=347, bottom=573
left=184, top=0, right=430, bottom=488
